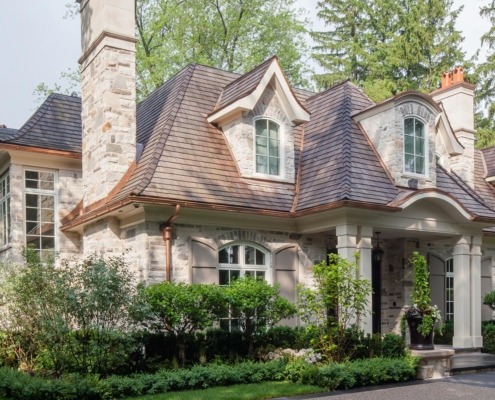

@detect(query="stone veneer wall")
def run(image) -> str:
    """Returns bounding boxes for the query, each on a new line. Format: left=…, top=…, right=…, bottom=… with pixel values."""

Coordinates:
left=80, top=45, right=136, bottom=205
left=360, top=101, right=437, bottom=189
left=222, top=88, right=295, bottom=182
left=0, top=163, right=82, bottom=265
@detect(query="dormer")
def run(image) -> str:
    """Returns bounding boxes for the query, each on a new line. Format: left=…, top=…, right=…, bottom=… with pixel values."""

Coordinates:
left=208, top=57, right=310, bottom=183
left=354, top=92, right=442, bottom=189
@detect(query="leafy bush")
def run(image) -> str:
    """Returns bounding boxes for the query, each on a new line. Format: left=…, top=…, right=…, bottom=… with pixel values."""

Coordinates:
left=0, top=251, right=145, bottom=376
left=223, top=277, right=297, bottom=357
left=301, top=356, right=419, bottom=390
left=483, top=291, right=495, bottom=311
left=381, top=333, right=406, bottom=358
left=435, top=320, right=453, bottom=345
left=482, top=321, right=495, bottom=354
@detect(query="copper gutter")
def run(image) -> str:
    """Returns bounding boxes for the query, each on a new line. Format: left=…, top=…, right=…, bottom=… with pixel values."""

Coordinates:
left=159, top=204, right=181, bottom=282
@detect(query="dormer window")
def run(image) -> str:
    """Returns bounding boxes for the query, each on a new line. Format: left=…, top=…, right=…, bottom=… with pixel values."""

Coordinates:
left=404, top=117, right=427, bottom=175
left=255, top=118, right=280, bottom=176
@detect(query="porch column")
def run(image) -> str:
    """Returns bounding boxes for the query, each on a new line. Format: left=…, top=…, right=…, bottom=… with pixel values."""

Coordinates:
left=336, top=225, right=357, bottom=262
left=471, top=236, right=483, bottom=348
left=453, top=235, right=472, bottom=348
left=357, top=226, right=373, bottom=335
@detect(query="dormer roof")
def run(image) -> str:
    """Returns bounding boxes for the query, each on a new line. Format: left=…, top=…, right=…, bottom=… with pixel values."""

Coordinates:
left=207, top=56, right=310, bottom=126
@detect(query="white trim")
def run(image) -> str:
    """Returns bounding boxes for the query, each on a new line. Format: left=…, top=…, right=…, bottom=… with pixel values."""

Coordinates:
left=208, top=59, right=310, bottom=126
left=403, top=115, right=429, bottom=178
left=22, top=167, right=59, bottom=258
left=399, top=192, right=472, bottom=220
left=252, top=116, right=285, bottom=179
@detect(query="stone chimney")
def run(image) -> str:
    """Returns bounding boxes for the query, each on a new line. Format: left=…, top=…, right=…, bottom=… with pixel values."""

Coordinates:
left=432, top=67, right=476, bottom=188
left=77, top=0, right=137, bottom=205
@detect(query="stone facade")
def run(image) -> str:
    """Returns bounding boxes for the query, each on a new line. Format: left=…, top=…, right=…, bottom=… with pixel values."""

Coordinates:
left=360, top=101, right=438, bottom=189
left=222, top=88, right=295, bottom=182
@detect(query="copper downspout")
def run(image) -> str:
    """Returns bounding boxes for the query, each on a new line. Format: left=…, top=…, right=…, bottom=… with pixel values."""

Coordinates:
left=159, top=204, right=181, bottom=282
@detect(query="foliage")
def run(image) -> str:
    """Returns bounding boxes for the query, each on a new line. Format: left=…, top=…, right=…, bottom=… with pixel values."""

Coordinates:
left=0, top=360, right=287, bottom=400
left=223, top=277, right=297, bottom=357
left=405, top=252, right=442, bottom=337
left=381, top=333, right=406, bottom=359
left=0, top=250, right=144, bottom=376
left=434, top=320, right=454, bottom=345
left=134, top=0, right=311, bottom=99
left=482, top=321, right=495, bottom=354
left=143, top=282, right=225, bottom=364
left=312, top=0, right=466, bottom=101
left=290, top=356, right=418, bottom=390
left=32, top=68, right=81, bottom=107
left=483, top=290, right=495, bottom=311
left=297, top=253, right=371, bottom=362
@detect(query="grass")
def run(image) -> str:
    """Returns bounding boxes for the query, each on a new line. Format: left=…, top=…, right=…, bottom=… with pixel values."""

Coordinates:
left=124, top=381, right=324, bottom=400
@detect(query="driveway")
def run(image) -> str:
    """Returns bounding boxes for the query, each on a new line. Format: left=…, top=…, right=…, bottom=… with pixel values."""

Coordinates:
left=279, top=371, right=495, bottom=400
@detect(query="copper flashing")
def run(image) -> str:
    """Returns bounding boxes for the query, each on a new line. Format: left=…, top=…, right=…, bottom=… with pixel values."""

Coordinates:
left=0, top=143, right=81, bottom=159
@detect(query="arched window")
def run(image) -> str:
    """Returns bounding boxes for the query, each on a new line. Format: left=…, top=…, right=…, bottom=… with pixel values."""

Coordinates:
left=404, top=117, right=426, bottom=175
left=255, top=118, right=280, bottom=176
left=218, top=242, right=270, bottom=331
left=218, top=242, right=270, bottom=284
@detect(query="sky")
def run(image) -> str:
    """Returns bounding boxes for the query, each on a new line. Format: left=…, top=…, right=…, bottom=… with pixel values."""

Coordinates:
left=0, top=0, right=491, bottom=129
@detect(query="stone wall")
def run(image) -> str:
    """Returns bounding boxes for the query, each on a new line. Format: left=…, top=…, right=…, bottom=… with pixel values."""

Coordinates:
left=222, top=88, right=295, bottom=182
left=360, top=101, right=437, bottom=189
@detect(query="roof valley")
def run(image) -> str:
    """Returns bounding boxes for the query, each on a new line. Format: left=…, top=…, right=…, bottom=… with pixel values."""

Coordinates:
left=339, top=83, right=353, bottom=201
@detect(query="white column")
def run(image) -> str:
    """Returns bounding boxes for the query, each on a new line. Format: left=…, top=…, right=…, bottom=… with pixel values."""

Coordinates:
left=471, top=236, right=483, bottom=348
left=453, top=235, right=472, bottom=348
left=336, top=225, right=357, bottom=262
left=357, top=226, right=373, bottom=335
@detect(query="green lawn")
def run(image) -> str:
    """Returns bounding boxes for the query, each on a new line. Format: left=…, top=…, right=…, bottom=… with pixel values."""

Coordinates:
left=124, top=381, right=324, bottom=400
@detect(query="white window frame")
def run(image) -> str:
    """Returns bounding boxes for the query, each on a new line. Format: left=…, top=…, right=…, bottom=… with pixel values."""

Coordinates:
left=218, top=241, right=271, bottom=331
left=445, top=258, right=454, bottom=321
left=0, top=169, right=11, bottom=248
left=23, top=168, right=58, bottom=260
left=253, top=117, right=285, bottom=179
left=403, top=116, right=428, bottom=177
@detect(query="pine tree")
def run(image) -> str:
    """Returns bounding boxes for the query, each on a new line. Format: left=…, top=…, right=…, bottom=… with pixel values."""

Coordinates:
left=475, top=0, right=495, bottom=148
left=312, top=0, right=465, bottom=101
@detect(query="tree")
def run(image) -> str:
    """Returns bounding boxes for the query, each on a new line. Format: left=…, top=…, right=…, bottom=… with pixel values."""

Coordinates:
left=312, top=0, right=466, bottom=101
left=135, top=0, right=310, bottom=99
left=143, top=282, right=225, bottom=365
left=475, top=1, right=495, bottom=148
left=223, top=277, right=297, bottom=358
left=298, top=253, right=371, bottom=362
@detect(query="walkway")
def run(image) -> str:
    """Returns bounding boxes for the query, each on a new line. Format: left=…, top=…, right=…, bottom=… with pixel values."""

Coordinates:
left=278, top=371, right=495, bottom=400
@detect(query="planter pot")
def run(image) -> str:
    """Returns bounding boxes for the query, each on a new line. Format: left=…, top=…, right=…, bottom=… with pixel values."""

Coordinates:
left=406, top=314, right=434, bottom=350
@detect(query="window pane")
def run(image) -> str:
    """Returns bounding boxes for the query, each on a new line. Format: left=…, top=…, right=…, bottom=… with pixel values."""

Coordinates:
left=404, top=154, right=414, bottom=172
left=230, top=270, right=240, bottom=281
left=26, top=221, right=40, bottom=235
left=255, top=249, right=265, bottom=265
left=255, top=120, right=267, bottom=136
left=219, top=245, right=239, bottom=264
left=25, top=171, right=38, bottom=180
left=41, top=237, right=55, bottom=249
left=41, top=209, right=54, bottom=223
left=26, top=236, right=40, bottom=249
left=256, top=155, right=267, bottom=174
left=268, top=121, right=279, bottom=140
left=269, top=138, right=279, bottom=154
left=26, top=207, right=38, bottom=221
left=415, top=119, right=424, bottom=138
left=256, top=271, right=265, bottom=280
left=415, top=137, right=424, bottom=156
left=26, top=194, right=39, bottom=208
left=256, top=136, right=268, bottom=156
left=404, top=118, right=414, bottom=135
left=269, top=157, right=279, bottom=175
left=40, top=223, right=55, bottom=236
left=416, top=156, right=425, bottom=174
left=245, top=270, right=254, bottom=278
left=245, top=245, right=255, bottom=265
left=404, top=135, right=414, bottom=154
left=219, top=269, right=229, bottom=285
left=40, top=195, right=54, bottom=209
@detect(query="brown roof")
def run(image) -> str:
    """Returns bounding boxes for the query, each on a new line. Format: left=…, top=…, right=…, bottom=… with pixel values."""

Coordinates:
left=1, top=93, right=81, bottom=153
left=482, top=146, right=495, bottom=178
left=296, top=81, right=398, bottom=211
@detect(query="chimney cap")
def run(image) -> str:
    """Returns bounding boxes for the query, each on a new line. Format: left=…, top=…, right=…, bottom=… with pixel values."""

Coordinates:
left=440, top=66, right=465, bottom=89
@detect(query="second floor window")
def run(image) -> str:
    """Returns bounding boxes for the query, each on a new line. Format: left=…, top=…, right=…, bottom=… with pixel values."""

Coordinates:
left=255, top=118, right=280, bottom=176
left=404, top=117, right=426, bottom=175
left=0, top=170, right=11, bottom=247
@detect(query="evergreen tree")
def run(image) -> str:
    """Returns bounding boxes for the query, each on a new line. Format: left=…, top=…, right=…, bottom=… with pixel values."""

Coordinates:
left=312, top=0, right=465, bottom=101
left=475, top=0, right=495, bottom=148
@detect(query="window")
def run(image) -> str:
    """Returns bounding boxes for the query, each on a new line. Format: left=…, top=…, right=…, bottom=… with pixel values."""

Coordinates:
left=0, top=170, right=10, bottom=247
left=255, top=118, right=280, bottom=176
left=404, top=117, right=426, bottom=175
left=218, top=242, right=269, bottom=330
left=445, top=258, right=454, bottom=321
left=24, top=170, right=56, bottom=260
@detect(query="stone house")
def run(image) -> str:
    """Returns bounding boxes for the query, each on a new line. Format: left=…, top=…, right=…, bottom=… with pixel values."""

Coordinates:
left=1, top=0, right=495, bottom=349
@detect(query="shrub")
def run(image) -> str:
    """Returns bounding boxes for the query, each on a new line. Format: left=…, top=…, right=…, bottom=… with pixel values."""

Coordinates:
left=483, top=291, right=495, bottom=311
left=482, top=321, right=495, bottom=354
left=381, top=333, right=406, bottom=358
left=435, top=320, right=453, bottom=345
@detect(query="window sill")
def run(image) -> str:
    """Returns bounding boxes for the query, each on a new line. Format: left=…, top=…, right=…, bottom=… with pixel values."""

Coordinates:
left=402, top=172, right=431, bottom=182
